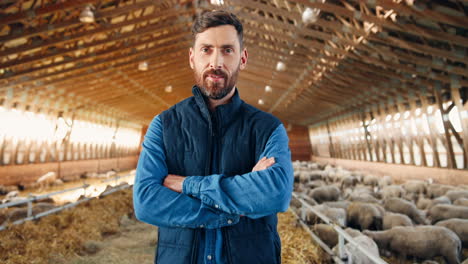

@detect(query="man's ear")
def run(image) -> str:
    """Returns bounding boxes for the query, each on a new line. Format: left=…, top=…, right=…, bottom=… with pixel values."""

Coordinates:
left=240, top=47, right=248, bottom=70
left=189, top=47, right=194, bottom=69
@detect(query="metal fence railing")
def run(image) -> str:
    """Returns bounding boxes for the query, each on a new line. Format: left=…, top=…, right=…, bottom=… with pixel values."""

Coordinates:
left=0, top=173, right=135, bottom=232
left=291, top=192, right=388, bottom=264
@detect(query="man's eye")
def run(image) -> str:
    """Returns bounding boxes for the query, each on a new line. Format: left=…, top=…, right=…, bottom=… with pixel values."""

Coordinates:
left=202, top=48, right=209, bottom=53
left=225, top=48, right=233, bottom=53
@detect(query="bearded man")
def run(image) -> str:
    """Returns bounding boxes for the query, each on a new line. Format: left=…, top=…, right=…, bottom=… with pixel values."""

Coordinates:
left=133, top=10, right=294, bottom=264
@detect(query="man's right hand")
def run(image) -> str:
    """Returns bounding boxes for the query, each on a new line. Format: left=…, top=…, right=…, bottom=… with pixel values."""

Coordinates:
left=252, top=157, right=275, bottom=172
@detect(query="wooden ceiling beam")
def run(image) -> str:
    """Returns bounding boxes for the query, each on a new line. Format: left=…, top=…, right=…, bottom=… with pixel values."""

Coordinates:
left=2, top=33, right=190, bottom=86
left=0, top=16, right=191, bottom=69
left=0, top=0, right=163, bottom=44
left=0, top=0, right=95, bottom=25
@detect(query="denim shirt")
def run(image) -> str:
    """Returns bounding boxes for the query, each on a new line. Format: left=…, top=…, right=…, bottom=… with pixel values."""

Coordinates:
left=134, top=112, right=293, bottom=263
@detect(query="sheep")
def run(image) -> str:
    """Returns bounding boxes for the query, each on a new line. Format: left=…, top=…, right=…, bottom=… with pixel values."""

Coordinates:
left=446, top=190, right=468, bottom=203
left=417, top=195, right=451, bottom=211
left=347, top=202, right=384, bottom=231
left=341, top=176, right=358, bottom=189
left=435, top=218, right=468, bottom=247
left=305, top=180, right=326, bottom=189
left=384, top=197, right=428, bottom=225
left=5, top=190, right=19, bottom=200
left=417, top=196, right=432, bottom=210
left=345, top=227, right=362, bottom=238
left=363, top=175, right=379, bottom=187
left=289, top=197, right=302, bottom=210
left=454, top=198, right=468, bottom=207
left=105, top=170, right=117, bottom=178
left=303, top=204, right=346, bottom=227
left=427, top=184, right=456, bottom=198
left=307, top=163, right=319, bottom=170
left=363, top=226, right=461, bottom=264
left=0, top=185, right=8, bottom=196
left=380, top=185, right=405, bottom=200
left=382, top=212, right=413, bottom=230
left=36, top=171, right=58, bottom=189
left=378, top=175, right=392, bottom=188
left=348, top=193, right=381, bottom=204
left=333, top=235, right=380, bottom=264
left=308, top=186, right=340, bottom=203
left=428, top=204, right=468, bottom=224
left=402, top=180, right=427, bottom=196
left=323, top=201, right=350, bottom=210
left=313, top=224, right=338, bottom=248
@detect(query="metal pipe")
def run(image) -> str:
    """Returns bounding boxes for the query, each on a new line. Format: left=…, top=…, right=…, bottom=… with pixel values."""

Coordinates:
left=289, top=208, right=344, bottom=264
left=292, top=192, right=388, bottom=264
left=0, top=180, right=133, bottom=232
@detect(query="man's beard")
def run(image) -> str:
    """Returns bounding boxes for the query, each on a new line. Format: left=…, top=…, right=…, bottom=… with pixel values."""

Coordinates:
left=194, top=66, right=239, bottom=100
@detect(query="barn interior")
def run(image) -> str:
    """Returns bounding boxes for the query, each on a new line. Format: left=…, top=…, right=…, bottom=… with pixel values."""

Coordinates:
left=0, top=0, right=467, bottom=263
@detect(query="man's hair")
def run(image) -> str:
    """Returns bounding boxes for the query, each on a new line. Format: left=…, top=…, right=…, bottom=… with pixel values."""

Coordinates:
left=191, top=10, right=244, bottom=48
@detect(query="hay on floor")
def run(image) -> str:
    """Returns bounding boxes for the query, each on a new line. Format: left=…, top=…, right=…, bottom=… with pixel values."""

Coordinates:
left=278, top=210, right=329, bottom=264
left=0, top=189, right=326, bottom=264
left=0, top=189, right=134, bottom=264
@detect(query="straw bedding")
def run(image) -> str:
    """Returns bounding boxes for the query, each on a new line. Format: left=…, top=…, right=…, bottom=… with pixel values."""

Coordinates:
left=0, top=189, right=326, bottom=264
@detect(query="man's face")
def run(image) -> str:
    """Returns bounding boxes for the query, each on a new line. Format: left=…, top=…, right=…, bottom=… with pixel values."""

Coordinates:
left=189, top=25, right=248, bottom=100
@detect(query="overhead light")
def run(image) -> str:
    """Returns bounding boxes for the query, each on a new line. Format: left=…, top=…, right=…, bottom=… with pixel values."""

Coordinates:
left=302, top=7, right=321, bottom=24
left=289, top=50, right=295, bottom=55
left=258, top=99, right=264, bottom=105
left=210, top=0, right=224, bottom=5
left=276, top=61, right=286, bottom=72
left=138, top=61, right=148, bottom=71
left=165, top=85, right=172, bottom=93
left=80, top=5, right=95, bottom=23
left=265, top=85, right=272, bottom=92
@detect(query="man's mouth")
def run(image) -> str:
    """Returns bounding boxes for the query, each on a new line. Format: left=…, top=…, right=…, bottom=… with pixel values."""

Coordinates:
left=206, top=74, right=225, bottom=81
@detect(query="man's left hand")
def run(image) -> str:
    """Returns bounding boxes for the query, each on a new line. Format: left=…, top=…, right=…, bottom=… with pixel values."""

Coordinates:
left=163, top=174, right=185, bottom=193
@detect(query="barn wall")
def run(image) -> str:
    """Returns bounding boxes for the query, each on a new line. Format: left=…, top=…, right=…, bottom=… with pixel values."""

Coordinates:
left=286, top=123, right=312, bottom=161
left=308, top=88, right=468, bottom=171
left=0, top=155, right=138, bottom=186
left=312, top=156, right=468, bottom=185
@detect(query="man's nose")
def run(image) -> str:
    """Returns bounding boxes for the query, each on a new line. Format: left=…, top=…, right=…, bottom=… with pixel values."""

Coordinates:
left=209, top=50, right=223, bottom=69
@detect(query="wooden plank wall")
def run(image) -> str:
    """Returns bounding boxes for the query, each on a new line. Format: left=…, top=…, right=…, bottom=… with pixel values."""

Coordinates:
left=0, top=155, right=138, bottom=186
left=285, top=122, right=312, bottom=161
left=309, top=87, right=468, bottom=170
left=313, top=156, right=468, bottom=185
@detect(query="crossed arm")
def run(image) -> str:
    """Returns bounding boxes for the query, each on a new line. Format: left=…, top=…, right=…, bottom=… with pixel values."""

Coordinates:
left=163, top=156, right=276, bottom=193
left=133, top=115, right=294, bottom=229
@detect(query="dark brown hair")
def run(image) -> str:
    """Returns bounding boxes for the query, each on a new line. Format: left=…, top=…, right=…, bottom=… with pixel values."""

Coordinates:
left=191, top=10, right=244, bottom=48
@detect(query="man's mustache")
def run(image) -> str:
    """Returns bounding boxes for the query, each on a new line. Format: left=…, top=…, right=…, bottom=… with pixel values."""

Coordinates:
left=203, top=69, right=227, bottom=79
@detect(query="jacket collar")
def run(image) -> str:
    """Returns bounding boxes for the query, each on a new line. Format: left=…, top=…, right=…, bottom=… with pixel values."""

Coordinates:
left=192, top=85, right=243, bottom=126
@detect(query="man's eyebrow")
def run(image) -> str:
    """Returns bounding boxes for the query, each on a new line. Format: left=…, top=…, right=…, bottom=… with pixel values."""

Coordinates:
left=199, top=44, right=236, bottom=49
left=221, top=44, right=235, bottom=48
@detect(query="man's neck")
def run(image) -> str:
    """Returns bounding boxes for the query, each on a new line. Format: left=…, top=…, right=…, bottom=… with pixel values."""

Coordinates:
left=207, top=87, right=236, bottom=112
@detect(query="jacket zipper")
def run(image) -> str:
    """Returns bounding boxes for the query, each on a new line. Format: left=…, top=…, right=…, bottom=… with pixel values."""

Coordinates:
left=222, top=228, right=233, bottom=264
left=190, top=229, right=199, bottom=264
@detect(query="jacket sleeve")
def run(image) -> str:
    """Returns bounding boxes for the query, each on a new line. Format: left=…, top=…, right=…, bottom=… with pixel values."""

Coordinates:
left=182, top=123, right=294, bottom=219
left=133, top=115, right=240, bottom=229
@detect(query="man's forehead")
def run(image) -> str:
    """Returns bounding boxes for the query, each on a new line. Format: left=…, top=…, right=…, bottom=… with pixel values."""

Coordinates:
left=194, top=25, right=239, bottom=47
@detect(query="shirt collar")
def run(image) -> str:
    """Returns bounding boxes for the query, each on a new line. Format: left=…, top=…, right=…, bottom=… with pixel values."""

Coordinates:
left=192, top=85, right=243, bottom=125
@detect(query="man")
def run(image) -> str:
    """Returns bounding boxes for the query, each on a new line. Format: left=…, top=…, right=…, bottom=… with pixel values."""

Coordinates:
left=133, top=10, right=294, bottom=264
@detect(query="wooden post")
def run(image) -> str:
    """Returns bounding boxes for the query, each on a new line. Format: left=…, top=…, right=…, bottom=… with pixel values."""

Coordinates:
left=434, top=85, right=457, bottom=169
left=326, top=120, right=335, bottom=158
left=420, top=92, right=441, bottom=167
left=451, top=86, right=468, bottom=169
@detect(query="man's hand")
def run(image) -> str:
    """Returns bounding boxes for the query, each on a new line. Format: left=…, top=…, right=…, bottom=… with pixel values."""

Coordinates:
left=163, top=174, right=185, bottom=193
left=252, top=157, right=275, bottom=172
